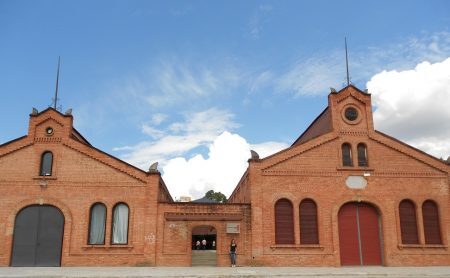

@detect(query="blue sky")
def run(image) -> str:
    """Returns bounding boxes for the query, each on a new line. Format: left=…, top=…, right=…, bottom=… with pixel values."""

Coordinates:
left=1, top=1, right=450, bottom=199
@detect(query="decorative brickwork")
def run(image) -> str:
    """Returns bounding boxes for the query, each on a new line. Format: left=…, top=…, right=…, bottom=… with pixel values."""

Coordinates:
left=1, top=85, right=449, bottom=267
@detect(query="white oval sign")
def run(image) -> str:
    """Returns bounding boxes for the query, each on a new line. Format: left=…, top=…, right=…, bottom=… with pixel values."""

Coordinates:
left=346, top=176, right=367, bottom=189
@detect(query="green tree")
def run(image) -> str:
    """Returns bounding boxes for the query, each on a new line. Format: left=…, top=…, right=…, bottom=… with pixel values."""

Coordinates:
left=205, top=190, right=227, bottom=203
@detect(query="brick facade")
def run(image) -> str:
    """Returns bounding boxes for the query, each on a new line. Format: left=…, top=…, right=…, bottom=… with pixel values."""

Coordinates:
left=1, top=85, right=449, bottom=267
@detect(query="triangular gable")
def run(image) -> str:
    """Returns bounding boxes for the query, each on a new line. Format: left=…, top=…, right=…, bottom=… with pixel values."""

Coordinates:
left=370, top=131, right=448, bottom=174
left=62, top=138, right=149, bottom=183
left=261, top=132, right=339, bottom=172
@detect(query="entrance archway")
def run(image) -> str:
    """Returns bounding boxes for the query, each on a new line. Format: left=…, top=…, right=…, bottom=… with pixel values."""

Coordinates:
left=11, top=205, right=64, bottom=266
left=191, top=225, right=216, bottom=266
left=338, top=202, right=383, bottom=266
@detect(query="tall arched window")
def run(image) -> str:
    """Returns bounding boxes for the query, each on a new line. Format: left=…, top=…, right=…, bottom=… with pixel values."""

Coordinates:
left=342, top=143, right=352, bottom=166
left=275, top=199, right=294, bottom=244
left=40, top=151, right=53, bottom=176
left=88, top=203, right=106, bottom=245
left=399, top=200, right=419, bottom=244
left=299, top=199, right=319, bottom=244
left=422, top=200, right=442, bottom=244
left=112, top=203, right=129, bottom=244
left=357, top=143, right=368, bottom=167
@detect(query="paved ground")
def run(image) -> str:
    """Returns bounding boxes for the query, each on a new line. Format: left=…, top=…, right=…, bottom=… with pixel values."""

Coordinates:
left=1, top=267, right=450, bottom=278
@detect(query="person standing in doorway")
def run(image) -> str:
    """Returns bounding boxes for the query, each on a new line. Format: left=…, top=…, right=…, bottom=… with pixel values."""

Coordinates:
left=202, top=238, right=207, bottom=250
left=196, top=240, right=200, bottom=250
left=229, top=239, right=237, bottom=267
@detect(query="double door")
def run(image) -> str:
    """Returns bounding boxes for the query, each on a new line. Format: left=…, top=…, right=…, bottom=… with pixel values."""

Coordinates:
left=11, top=205, right=64, bottom=266
left=338, top=202, right=383, bottom=265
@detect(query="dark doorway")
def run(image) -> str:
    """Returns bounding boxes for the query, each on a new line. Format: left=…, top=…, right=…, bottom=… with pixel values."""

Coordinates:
left=338, top=202, right=383, bottom=266
left=191, top=225, right=217, bottom=266
left=11, top=205, right=64, bottom=266
left=192, top=225, right=217, bottom=250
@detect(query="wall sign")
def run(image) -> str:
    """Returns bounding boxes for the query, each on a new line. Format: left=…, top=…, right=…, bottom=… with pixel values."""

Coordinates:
left=345, top=176, right=367, bottom=189
left=226, top=223, right=240, bottom=234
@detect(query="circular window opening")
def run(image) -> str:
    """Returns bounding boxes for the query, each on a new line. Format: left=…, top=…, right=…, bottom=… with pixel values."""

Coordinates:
left=344, top=107, right=358, bottom=121
left=45, top=127, right=54, bottom=135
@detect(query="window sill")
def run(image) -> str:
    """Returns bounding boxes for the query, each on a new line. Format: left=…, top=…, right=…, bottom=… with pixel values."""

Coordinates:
left=398, top=244, right=447, bottom=250
left=336, top=167, right=374, bottom=171
left=270, top=244, right=323, bottom=250
left=33, top=176, right=57, bottom=180
left=82, top=244, right=133, bottom=249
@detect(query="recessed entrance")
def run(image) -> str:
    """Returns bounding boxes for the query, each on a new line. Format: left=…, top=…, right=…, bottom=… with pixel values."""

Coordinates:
left=338, top=202, right=383, bottom=266
left=191, top=225, right=216, bottom=266
left=11, top=205, right=64, bottom=266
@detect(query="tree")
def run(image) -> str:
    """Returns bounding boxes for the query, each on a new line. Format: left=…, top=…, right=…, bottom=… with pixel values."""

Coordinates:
left=205, top=190, right=227, bottom=203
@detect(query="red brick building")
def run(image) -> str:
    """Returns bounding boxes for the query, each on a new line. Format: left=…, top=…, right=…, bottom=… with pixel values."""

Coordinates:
left=0, top=85, right=449, bottom=267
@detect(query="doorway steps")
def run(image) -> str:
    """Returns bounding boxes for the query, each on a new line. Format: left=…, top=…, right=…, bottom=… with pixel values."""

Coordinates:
left=191, top=250, right=217, bottom=266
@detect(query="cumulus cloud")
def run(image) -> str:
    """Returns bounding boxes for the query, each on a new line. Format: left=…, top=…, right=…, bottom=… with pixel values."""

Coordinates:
left=114, top=108, right=239, bottom=169
left=162, top=131, right=288, bottom=200
left=114, top=108, right=288, bottom=200
left=368, top=57, right=450, bottom=159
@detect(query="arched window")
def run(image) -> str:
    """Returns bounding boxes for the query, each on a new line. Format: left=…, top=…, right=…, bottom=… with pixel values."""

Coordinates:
left=399, top=200, right=419, bottom=244
left=39, top=151, right=53, bottom=176
left=88, top=203, right=106, bottom=245
left=275, top=199, right=294, bottom=244
left=299, top=199, right=319, bottom=244
left=357, top=143, right=368, bottom=167
left=422, top=200, right=442, bottom=244
left=342, top=143, right=352, bottom=166
left=111, top=203, right=129, bottom=244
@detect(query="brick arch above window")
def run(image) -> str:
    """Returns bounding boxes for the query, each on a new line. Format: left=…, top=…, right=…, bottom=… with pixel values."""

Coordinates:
left=342, top=143, right=352, bottom=166
left=111, top=203, right=129, bottom=245
left=299, top=199, right=319, bottom=244
left=399, top=199, right=419, bottom=244
left=422, top=200, right=442, bottom=244
left=39, top=151, right=53, bottom=176
left=88, top=203, right=107, bottom=245
left=275, top=198, right=294, bottom=244
left=357, top=143, right=368, bottom=167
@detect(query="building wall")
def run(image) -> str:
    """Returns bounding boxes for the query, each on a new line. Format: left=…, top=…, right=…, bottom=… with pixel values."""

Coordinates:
left=1, top=86, right=449, bottom=267
left=0, top=109, right=161, bottom=266
left=155, top=203, right=251, bottom=266
left=244, top=86, right=450, bottom=266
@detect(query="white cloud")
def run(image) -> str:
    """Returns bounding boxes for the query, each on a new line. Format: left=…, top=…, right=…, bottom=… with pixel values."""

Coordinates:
left=275, top=32, right=450, bottom=97
left=114, top=108, right=288, bottom=200
left=250, top=141, right=289, bottom=158
left=124, top=60, right=242, bottom=108
left=368, top=57, right=450, bottom=159
left=115, top=108, right=240, bottom=169
left=162, top=131, right=288, bottom=200
left=248, top=5, right=273, bottom=39
left=151, top=113, right=168, bottom=125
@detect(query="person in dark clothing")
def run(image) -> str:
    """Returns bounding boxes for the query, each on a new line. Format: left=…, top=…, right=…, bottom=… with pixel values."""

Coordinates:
left=229, top=239, right=237, bottom=267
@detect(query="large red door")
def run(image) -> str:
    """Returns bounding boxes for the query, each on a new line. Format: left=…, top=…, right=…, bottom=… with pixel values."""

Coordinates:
left=338, top=203, right=382, bottom=266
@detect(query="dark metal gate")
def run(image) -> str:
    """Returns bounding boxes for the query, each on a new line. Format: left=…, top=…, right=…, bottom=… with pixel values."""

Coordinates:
left=338, top=202, right=383, bottom=266
left=11, top=205, right=64, bottom=266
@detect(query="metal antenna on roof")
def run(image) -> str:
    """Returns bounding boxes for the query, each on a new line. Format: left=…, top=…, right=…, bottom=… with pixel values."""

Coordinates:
left=345, top=37, right=350, bottom=86
left=51, top=56, right=62, bottom=111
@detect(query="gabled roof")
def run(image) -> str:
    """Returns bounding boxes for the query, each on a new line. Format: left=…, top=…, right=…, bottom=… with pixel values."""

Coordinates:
left=291, top=107, right=332, bottom=146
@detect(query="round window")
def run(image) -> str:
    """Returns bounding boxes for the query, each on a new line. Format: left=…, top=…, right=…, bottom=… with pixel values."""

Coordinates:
left=45, top=127, right=54, bottom=135
left=344, top=107, right=358, bottom=121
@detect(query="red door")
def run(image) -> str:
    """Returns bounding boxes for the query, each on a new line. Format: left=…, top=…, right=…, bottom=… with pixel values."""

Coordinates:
left=338, top=203, right=382, bottom=266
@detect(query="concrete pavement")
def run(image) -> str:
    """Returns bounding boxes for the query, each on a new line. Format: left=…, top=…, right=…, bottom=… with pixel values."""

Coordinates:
left=1, top=266, right=450, bottom=278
